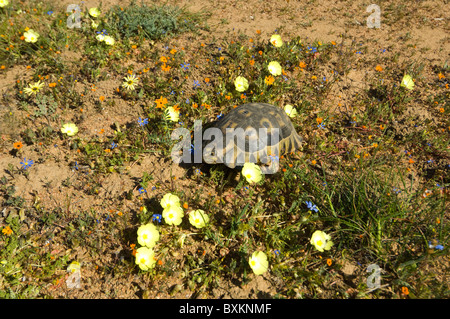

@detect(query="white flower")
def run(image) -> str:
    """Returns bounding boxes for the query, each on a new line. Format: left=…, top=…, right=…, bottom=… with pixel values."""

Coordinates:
left=162, top=205, right=184, bottom=226
left=165, top=106, right=180, bottom=122
left=270, top=34, right=283, bottom=48
left=122, top=74, right=139, bottom=91
left=400, top=74, right=414, bottom=90
left=310, top=230, right=334, bottom=252
left=234, top=76, right=249, bottom=92
left=241, top=162, right=263, bottom=184
left=91, top=21, right=99, bottom=29
left=135, top=247, right=156, bottom=271
left=268, top=61, right=282, bottom=76
left=160, top=193, right=181, bottom=209
left=249, top=251, right=268, bottom=275
left=137, top=223, right=160, bottom=248
left=96, top=34, right=105, bottom=42
left=284, top=104, right=297, bottom=118
left=103, top=35, right=115, bottom=46
left=189, top=209, right=210, bottom=228
left=88, top=7, right=101, bottom=18
left=61, top=123, right=79, bottom=136
left=23, top=29, right=39, bottom=43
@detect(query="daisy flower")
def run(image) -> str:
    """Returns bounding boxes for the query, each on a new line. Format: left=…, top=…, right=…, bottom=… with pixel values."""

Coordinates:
left=122, top=74, right=139, bottom=91
left=24, top=80, right=44, bottom=95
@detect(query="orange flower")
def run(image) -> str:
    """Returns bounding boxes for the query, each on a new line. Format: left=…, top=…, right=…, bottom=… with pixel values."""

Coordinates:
left=160, top=56, right=168, bottom=63
left=48, top=82, right=57, bottom=88
left=13, top=141, right=23, bottom=149
left=192, top=103, right=198, bottom=109
left=299, top=61, right=306, bottom=68
left=375, top=65, right=383, bottom=72
left=170, top=49, right=177, bottom=55
left=326, top=258, right=332, bottom=266
left=204, top=77, right=210, bottom=83
left=161, top=63, right=171, bottom=72
left=438, top=73, right=445, bottom=80
left=316, top=117, right=323, bottom=124
left=99, top=96, right=105, bottom=102
left=183, top=202, right=188, bottom=209
left=155, top=96, right=168, bottom=108
left=249, top=59, right=255, bottom=66
left=439, top=108, right=444, bottom=113
left=401, top=286, right=409, bottom=295
left=264, top=75, right=275, bottom=85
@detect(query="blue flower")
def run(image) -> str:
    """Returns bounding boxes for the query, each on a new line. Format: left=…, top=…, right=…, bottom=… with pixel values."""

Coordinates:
left=152, top=214, right=162, bottom=223
left=138, top=117, right=148, bottom=126
left=305, top=201, right=318, bottom=212
left=110, top=142, right=118, bottom=149
left=273, top=249, right=281, bottom=256
left=193, top=80, right=201, bottom=89
left=138, top=187, right=147, bottom=194
left=47, top=11, right=53, bottom=15
left=435, top=245, right=444, bottom=251
left=307, top=46, right=317, bottom=53
left=180, top=63, right=190, bottom=71
left=20, top=158, right=34, bottom=170
left=217, top=112, right=224, bottom=120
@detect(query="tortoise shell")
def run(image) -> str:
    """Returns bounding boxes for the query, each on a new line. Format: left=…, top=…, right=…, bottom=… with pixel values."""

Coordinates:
left=203, top=103, right=304, bottom=168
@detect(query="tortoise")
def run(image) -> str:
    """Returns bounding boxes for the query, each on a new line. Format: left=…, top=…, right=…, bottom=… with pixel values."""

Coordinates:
left=202, top=103, right=304, bottom=171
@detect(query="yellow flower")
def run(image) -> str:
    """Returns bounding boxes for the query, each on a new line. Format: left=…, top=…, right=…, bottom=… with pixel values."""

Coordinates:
left=401, top=74, right=414, bottom=90
left=165, top=106, right=180, bottom=122
left=270, top=34, right=283, bottom=47
left=91, top=21, right=99, bottom=29
left=162, top=205, right=184, bottom=226
left=234, top=76, right=249, bottom=92
left=61, top=123, right=78, bottom=136
left=103, top=35, right=115, bottom=46
left=135, top=247, right=156, bottom=271
left=189, top=209, right=210, bottom=229
left=284, top=104, right=297, bottom=118
left=88, top=7, right=101, bottom=18
left=24, top=80, right=44, bottom=95
left=310, top=230, right=333, bottom=252
left=137, top=223, right=160, bottom=248
left=248, top=251, right=268, bottom=275
left=122, top=74, right=139, bottom=90
left=160, top=193, right=181, bottom=209
left=241, top=162, right=263, bottom=184
left=96, top=34, right=105, bottom=42
left=23, top=29, right=39, bottom=43
left=268, top=61, right=282, bottom=76
left=0, top=0, right=9, bottom=8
